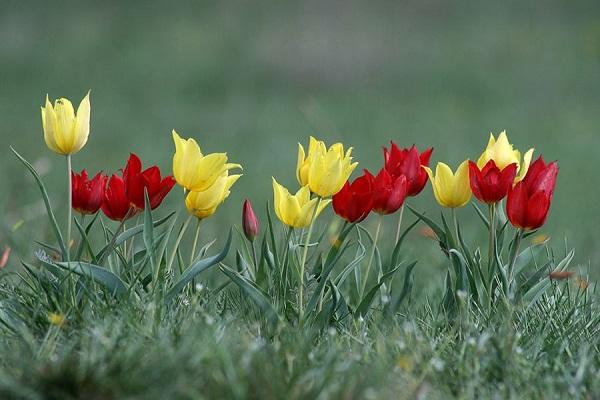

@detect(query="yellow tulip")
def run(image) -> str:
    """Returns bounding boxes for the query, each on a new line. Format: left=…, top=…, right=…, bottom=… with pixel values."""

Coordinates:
left=423, top=161, right=472, bottom=208
left=172, top=130, right=241, bottom=192
left=296, top=136, right=358, bottom=197
left=185, top=173, right=241, bottom=219
left=272, top=178, right=331, bottom=228
left=477, top=131, right=534, bottom=181
left=41, top=92, right=91, bottom=155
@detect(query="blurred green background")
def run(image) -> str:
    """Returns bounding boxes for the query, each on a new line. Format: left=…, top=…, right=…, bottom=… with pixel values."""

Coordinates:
left=1, top=0, right=599, bottom=273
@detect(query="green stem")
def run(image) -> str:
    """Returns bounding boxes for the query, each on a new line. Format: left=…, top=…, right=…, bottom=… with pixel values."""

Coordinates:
left=487, top=203, right=497, bottom=311
left=452, top=207, right=459, bottom=246
left=66, top=154, right=72, bottom=262
left=190, top=218, right=201, bottom=265
left=507, top=229, right=524, bottom=298
left=394, top=203, right=405, bottom=246
left=167, top=214, right=193, bottom=273
left=298, top=197, right=322, bottom=324
left=362, top=214, right=383, bottom=299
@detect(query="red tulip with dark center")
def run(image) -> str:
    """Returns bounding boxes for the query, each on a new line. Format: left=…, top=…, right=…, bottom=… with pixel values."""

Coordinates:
left=506, top=156, right=558, bottom=230
left=468, top=160, right=517, bottom=204
left=101, top=174, right=134, bottom=221
left=122, top=153, right=176, bottom=210
left=332, top=172, right=374, bottom=223
left=72, top=169, right=107, bottom=215
left=383, top=142, right=433, bottom=196
left=368, top=168, right=408, bottom=215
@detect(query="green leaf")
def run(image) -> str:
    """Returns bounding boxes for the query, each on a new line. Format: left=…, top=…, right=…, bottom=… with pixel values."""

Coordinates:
left=390, top=218, right=419, bottom=268
left=143, top=190, right=157, bottom=281
left=385, top=261, right=417, bottom=316
left=407, top=205, right=447, bottom=244
left=220, top=263, right=279, bottom=325
left=11, top=147, right=67, bottom=259
left=95, top=212, right=175, bottom=260
left=165, top=229, right=233, bottom=303
left=355, top=265, right=401, bottom=317
left=55, top=261, right=129, bottom=295
left=471, top=203, right=490, bottom=229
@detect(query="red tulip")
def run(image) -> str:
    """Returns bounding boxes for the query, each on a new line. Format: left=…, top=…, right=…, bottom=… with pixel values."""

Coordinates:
left=122, top=153, right=176, bottom=210
left=368, top=168, right=407, bottom=215
left=506, top=156, right=558, bottom=230
left=101, top=154, right=175, bottom=221
left=71, top=169, right=107, bottom=215
left=242, top=199, right=259, bottom=242
left=383, top=142, right=433, bottom=197
left=468, top=160, right=517, bottom=204
left=332, top=172, right=374, bottom=223
left=101, top=174, right=133, bottom=221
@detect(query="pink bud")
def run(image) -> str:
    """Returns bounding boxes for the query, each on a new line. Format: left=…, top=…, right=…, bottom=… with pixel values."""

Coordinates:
left=242, top=199, right=259, bottom=242
left=0, top=246, right=10, bottom=269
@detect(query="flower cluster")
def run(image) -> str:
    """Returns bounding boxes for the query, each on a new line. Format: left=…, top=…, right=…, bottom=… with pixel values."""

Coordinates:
left=42, top=93, right=242, bottom=227
left=332, top=144, right=432, bottom=223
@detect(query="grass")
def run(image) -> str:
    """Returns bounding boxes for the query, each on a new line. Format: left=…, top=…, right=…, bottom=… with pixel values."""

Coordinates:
left=1, top=1, right=600, bottom=399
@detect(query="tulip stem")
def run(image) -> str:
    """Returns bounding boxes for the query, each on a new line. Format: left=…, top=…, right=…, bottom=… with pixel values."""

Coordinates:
left=394, top=204, right=405, bottom=246
left=66, top=154, right=72, bottom=262
left=452, top=207, right=460, bottom=245
left=487, top=203, right=497, bottom=311
left=190, top=218, right=201, bottom=265
left=507, top=229, right=524, bottom=298
left=167, top=214, right=193, bottom=274
left=298, top=197, right=321, bottom=324
left=362, top=214, right=383, bottom=300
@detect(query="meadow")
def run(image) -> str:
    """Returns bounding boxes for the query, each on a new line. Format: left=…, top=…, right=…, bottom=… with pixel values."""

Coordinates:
left=0, top=1, right=599, bottom=399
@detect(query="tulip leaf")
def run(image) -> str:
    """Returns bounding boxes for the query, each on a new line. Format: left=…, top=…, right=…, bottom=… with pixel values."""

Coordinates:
left=143, top=191, right=157, bottom=283
left=11, top=147, right=67, bottom=260
left=384, top=260, right=417, bottom=316
left=523, top=249, right=575, bottom=307
left=55, top=261, right=129, bottom=296
left=390, top=218, right=420, bottom=268
left=355, top=264, right=401, bottom=317
left=73, top=215, right=98, bottom=263
left=95, top=211, right=175, bottom=260
left=219, top=263, right=279, bottom=325
left=165, top=229, right=233, bottom=303
left=305, top=223, right=354, bottom=316
left=471, top=203, right=490, bottom=229
left=407, top=206, right=447, bottom=244
left=513, top=241, right=548, bottom=277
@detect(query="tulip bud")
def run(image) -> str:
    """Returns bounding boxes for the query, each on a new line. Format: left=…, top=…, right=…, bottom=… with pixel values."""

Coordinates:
left=242, top=199, right=259, bottom=242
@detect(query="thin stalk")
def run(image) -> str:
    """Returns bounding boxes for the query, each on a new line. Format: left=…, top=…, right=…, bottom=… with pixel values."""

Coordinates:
left=487, top=203, right=497, bottom=311
left=66, top=154, right=72, bottom=261
left=452, top=207, right=459, bottom=246
left=190, top=218, right=201, bottom=265
left=298, top=197, right=322, bottom=323
left=361, top=214, right=383, bottom=299
left=506, top=229, right=524, bottom=298
left=394, top=203, right=405, bottom=246
left=250, top=242, right=258, bottom=271
left=166, top=214, right=193, bottom=272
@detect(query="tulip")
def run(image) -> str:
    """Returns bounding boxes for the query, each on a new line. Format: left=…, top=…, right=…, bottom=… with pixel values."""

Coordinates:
left=506, top=156, right=558, bottom=230
left=296, top=136, right=358, bottom=198
left=41, top=92, right=91, bottom=155
left=185, top=173, right=241, bottom=219
left=102, top=174, right=133, bottom=221
left=272, top=178, right=331, bottom=228
left=332, top=173, right=373, bottom=223
left=242, top=199, right=259, bottom=242
left=468, top=160, right=517, bottom=204
left=423, top=160, right=471, bottom=208
left=368, top=168, right=407, bottom=215
left=122, top=153, right=176, bottom=210
left=477, top=131, right=534, bottom=182
left=72, top=170, right=107, bottom=215
left=383, top=142, right=433, bottom=197
left=172, top=130, right=241, bottom=192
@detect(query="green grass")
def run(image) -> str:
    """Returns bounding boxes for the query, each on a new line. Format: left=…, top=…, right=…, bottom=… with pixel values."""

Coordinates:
left=1, top=1, right=600, bottom=399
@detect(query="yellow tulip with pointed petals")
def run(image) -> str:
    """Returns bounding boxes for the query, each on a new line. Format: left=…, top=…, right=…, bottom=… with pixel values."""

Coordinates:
left=477, top=131, right=534, bottom=182
left=424, top=161, right=472, bottom=208
left=172, top=130, right=241, bottom=192
left=41, top=92, right=91, bottom=155
left=296, top=136, right=358, bottom=197
left=272, top=178, right=331, bottom=228
left=185, top=173, right=242, bottom=219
